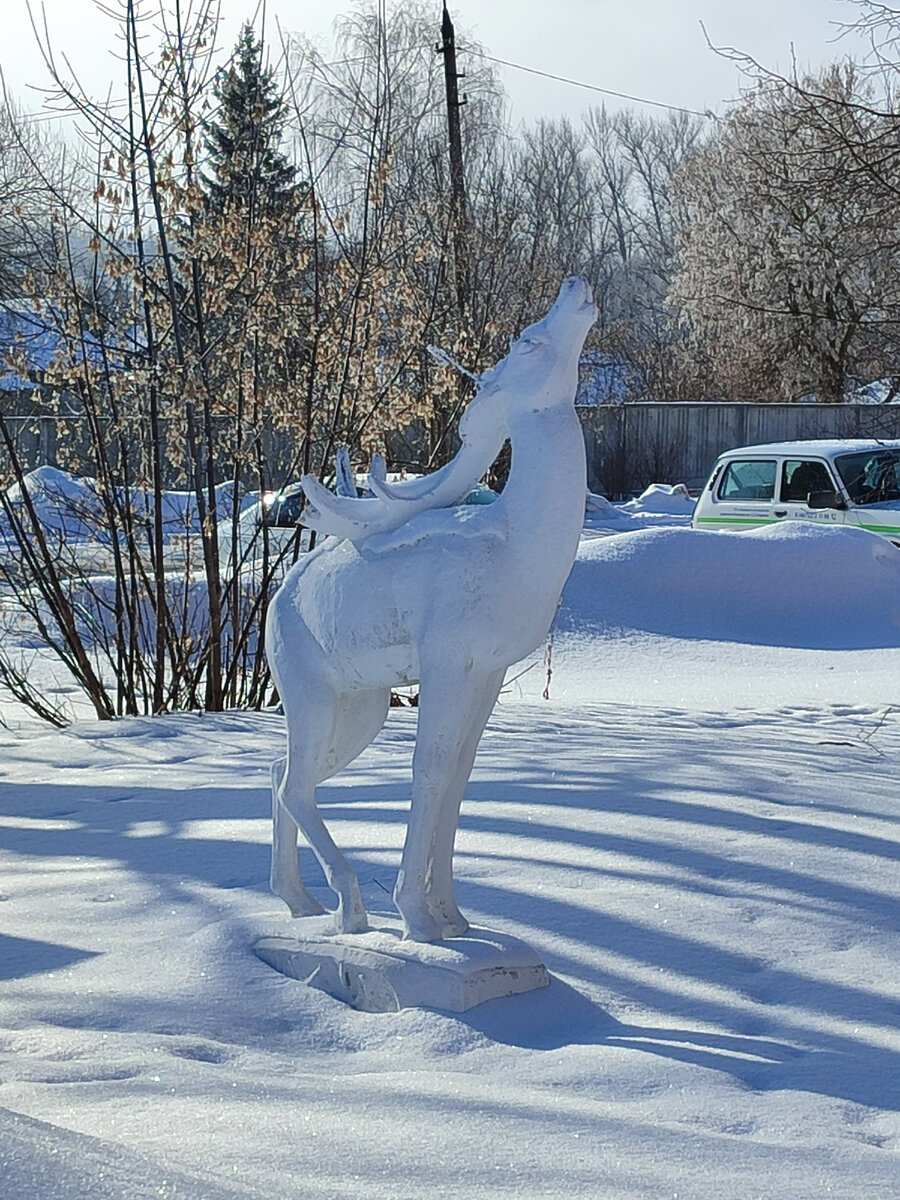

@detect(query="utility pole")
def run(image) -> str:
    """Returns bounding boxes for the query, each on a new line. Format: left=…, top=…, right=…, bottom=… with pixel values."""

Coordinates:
left=439, top=4, right=468, bottom=317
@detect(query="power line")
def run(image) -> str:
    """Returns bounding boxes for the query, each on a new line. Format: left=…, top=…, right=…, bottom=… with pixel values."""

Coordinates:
left=15, top=106, right=95, bottom=124
left=11, top=47, right=713, bottom=126
left=465, top=47, right=713, bottom=119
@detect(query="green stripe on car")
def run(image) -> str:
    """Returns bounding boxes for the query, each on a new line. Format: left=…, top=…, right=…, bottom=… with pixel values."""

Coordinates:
left=859, top=523, right=900, bottom=536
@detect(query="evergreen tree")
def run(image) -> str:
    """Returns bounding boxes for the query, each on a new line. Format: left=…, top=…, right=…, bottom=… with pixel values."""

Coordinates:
left=202, top=24, right=301, bottom=219
left=183, top=23, right=313, bottom=488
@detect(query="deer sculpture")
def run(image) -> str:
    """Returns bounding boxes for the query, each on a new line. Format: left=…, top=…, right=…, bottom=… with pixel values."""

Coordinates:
left=266, top=277, right=597, bottom=942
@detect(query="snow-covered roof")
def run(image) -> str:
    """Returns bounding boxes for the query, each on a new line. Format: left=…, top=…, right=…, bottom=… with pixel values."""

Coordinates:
left=0, top=300, right=105, bottom=391
left=844, top=379, right=900, bottom=404
left=715, top=438, right=900, bottom=459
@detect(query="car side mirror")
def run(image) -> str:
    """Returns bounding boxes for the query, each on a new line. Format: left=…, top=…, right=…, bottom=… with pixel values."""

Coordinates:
left=808, top=489, right=846, bottom=510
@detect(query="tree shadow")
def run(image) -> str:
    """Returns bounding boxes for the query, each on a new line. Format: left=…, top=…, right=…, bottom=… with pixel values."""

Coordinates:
left=460, top=974, right=900, bottom=1111
left=0, top=933, right=99, bottom=981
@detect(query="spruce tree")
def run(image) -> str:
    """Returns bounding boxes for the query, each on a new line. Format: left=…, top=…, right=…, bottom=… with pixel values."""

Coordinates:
left=202, top=24, right=301, bottom=219
left=193, top=24, right=309, bottom=462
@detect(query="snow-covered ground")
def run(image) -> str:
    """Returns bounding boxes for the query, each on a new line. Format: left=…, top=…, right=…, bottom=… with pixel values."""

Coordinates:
left=1, top=521, right=899, bottom=1198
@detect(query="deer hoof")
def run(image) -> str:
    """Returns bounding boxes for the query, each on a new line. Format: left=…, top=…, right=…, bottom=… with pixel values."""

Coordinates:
left=333, top=902, right=369, bottom=935
left=399, top=911, right=446, bottom=943
left=273, top=880, right=327, bottom=918
left=439, top=917, right=469, bottom=939
left=426, top=895, right=469, bottom=939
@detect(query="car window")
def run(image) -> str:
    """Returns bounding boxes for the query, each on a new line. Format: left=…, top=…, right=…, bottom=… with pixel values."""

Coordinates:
left=717, top=459, right=777, bottom=501
left=780, top=459, right=835, bottom=503
left=835, top=449, right=900, bottom=504
left=273, top=492, right=304, bottom=527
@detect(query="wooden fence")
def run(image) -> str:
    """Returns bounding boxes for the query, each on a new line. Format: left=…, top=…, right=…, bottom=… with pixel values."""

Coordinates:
left=577, top=403, right=900, bottom=496
left=5, top=404, right=900, bottom=498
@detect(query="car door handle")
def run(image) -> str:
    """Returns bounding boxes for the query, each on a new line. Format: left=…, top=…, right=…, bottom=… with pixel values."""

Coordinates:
left=774, top=509, right=787, bottom=517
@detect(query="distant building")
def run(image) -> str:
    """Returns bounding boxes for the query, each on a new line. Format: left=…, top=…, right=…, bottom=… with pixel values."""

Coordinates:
left=0, top=301, right=105, bottom=408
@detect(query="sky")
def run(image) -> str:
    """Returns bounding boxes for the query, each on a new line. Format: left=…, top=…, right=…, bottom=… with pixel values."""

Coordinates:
left=3, top=0, right=875, bottom=131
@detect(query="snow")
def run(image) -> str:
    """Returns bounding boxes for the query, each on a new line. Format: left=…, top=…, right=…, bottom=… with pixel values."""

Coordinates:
left=4, top=466, right=108, bottom=542
left=584, top=482, right=696, bottom=535
left=564, top=522, right=900, bottom=650
left=3, top=466, right=245, bottom=541
left=702, top=437, right=900, bottom=459
left=843, top=379, right=900, bottom=405
left=1, top=519, right=899, bottom=1198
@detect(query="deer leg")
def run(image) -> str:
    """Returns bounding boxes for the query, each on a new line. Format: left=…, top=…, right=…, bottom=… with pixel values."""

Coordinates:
left=394, top=666, right=493, bottom=942
left=423, top=667, right=505, bottom=937
left=282, top=769, right=368, bottom=934
left=274, top=685, right=390, bottom=934
left=270, top=756, right=326, bottom=917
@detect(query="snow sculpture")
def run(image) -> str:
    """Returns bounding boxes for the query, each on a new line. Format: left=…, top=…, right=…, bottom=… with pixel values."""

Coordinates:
left=266, top=277, right=597, bottom=942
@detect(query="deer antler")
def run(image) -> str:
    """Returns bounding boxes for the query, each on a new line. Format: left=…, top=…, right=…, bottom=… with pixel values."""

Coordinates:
left=301, top=387, right=507, bottom=546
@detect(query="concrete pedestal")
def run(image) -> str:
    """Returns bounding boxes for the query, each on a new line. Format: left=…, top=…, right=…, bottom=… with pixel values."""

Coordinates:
left=253, top=920, right=549, bottom=1013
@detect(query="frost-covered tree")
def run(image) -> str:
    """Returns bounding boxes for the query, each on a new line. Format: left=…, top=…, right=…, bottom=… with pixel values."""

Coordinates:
left=285, top=1, right=509, bottom=466
left=668, top=66, right=900, bottom=402
left=516, top=118, right=596, bottom=281
left=584, top=106, right=705, bottom=397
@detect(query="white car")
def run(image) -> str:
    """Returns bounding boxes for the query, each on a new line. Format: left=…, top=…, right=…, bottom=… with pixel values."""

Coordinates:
left=692, top=439, right=900, bottom=546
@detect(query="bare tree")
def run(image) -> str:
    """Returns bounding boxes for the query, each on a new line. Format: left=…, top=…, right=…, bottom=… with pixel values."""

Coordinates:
left=0, top=0, right=508, bottom=722
left=582, top=106, right=706, bottom=398
left=0, top=1, right=321, bottom=720
left=282, top=1, right=514, bottom=469
left=0, top=94, right=64, bottom=300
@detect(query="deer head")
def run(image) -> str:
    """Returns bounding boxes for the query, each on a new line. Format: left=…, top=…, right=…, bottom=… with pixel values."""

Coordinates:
left=476, top=277, right=597, bottom=414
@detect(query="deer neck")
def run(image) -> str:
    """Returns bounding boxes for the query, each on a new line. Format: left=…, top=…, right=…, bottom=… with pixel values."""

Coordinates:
left=499, top=402, right=586, bottom=563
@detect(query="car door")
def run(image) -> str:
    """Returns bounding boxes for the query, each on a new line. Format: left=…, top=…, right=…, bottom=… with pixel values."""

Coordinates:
left=695, top=457, right=778, bottom=531
left=774, top=459, right=845, bottom=527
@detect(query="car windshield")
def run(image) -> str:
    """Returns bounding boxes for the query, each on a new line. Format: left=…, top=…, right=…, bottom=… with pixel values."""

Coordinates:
left=835, top=449, right=900, bottom=504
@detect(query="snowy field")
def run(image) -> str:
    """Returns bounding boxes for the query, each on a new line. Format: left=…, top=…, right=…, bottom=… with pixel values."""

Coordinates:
left=1, top=517, right=899, bottom=1199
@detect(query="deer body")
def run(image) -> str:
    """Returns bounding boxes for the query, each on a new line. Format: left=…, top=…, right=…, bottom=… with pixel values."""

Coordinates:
left=266, top=278, right=596, bottom=941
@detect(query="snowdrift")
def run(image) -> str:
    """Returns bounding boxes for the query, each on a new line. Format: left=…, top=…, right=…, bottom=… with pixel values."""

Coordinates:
left=584, top=483, right=695, bottom=533
left=620, top=482, right=695, bottom=517
left=4, top=465, right=107, bottom=540
left=562, top=521, right=900, bottom=649
left=2, top=465, right=244, bottom=545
